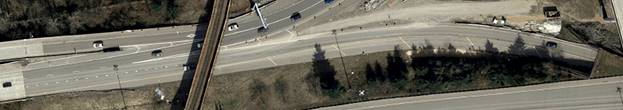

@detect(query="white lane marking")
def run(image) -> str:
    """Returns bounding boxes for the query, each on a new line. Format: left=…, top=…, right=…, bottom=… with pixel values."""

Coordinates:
left=301, top=0, right=323, bottom=12
left=224, top=0, right=323, bottom=36
left=333, top=45, right=346, bottom=56
left=45, top=30, right=195, bottom=45
left=132, top=53, right=188, bottom=64
left=119, top=39, right=193, bottom=48
left=347, top=78, right=623, bottom=110
left=31, top=71, right=182, bottom=96
left=132, top=45, right=141, bottom=53
left=465, top=37, right=475, bottom=46
left=28, top=42, right=190, bottom=72
left=30, top=54, right=87, bottom=65
left=266, top=57, right=278, bottom=65
left=398, top=37, right=409, bottom=47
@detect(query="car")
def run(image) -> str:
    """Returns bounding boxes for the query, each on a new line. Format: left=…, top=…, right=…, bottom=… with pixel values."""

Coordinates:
left=183, top=64, right=191, bottom=71
left=290, top=12, right=302, bottom=20
left=124, top=30, right=133, bottom=32
left=151, top=50, right=163, bottom=57
left=92, top=40, right=104, bottom=48
left=2, top=82, right=11, bottom=88
left=545, top=41, right=557, bottom=48
left=186, top=34, right=196, bottom=38
left=228, top=23, right=239, bottom=31
left=196, top=43, right=202, bottom=48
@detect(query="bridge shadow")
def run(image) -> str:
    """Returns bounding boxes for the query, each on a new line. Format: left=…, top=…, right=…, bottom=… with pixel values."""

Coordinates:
left=169, top=0, right=213, bottom=109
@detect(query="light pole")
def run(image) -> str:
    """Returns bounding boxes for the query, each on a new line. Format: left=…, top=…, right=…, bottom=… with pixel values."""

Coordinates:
left=332, top=30, right=351, bottom=89
left=114, top=65, right=127, bottom=109
left=617, top=87, right=623, bottom=106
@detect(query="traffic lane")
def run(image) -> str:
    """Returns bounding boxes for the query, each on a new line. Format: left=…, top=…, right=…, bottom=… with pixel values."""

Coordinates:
left=215, top=36, right=505, bottom=74
left=221, top=0, right=327, bottom=45
left=27, top=39, right=194, bottom=72
left=217, top=25, right=597, bottom=65
left=26, top=47, right=138, bottom=71
left=323, top=81, right=623, bottom=110
left=24, top=42, right=193, bottom=80
left=42, top=30, right=195, bottom=55
left=224, top=0, right=322, bottom=35
left=393, top=26, right=596, bottom=60
left=25, top=56, right=188, bottom=96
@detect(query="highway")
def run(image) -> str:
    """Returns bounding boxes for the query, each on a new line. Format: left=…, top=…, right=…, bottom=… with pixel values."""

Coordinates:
left=0, top=0, right=332, bottom=101
left=612, top=0, right=623, bottom=50
left=0, top=1, right=602, bottom=109
left=17, top=23, right=598, bottom=97
left=318, top=76, right=623, bottom=110
left=221, top=0, right=327, bottom=45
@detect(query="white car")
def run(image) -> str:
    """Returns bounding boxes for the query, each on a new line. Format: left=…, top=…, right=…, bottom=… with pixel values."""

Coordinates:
left=183, top=65, right=189, bottom=71
left=124, top=30, right=133, bottom=32
left=228, top=23, right=239, bottom=31
left=92, top=40, right=104, bottom=48
left=186, top=34, right=196, bottom=38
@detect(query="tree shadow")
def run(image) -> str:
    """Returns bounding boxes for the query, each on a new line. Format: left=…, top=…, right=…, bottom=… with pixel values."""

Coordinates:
left=507, top=35, right=526, bottom=55
left=386, top=45, right=407, bottom=82
left=169, top=0, right=212, bottom=109
left=484, top=39, right=499, bottom=54
left=365, top=61, right=386, bottom=82
left=307, top=44, right=342, bottom=97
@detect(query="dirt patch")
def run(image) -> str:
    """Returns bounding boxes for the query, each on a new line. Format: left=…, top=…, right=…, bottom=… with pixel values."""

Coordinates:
left=0, top=80, right=185, bottom=110
left=543, top=0, right=601, bottom=22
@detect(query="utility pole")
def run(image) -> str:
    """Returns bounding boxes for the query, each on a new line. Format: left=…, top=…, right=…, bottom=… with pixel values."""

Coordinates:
left=114, top=65, right=128, bottom=109
left=617, top=87, right=623, bottom=106
left=332, top=30, right=351, bottom=89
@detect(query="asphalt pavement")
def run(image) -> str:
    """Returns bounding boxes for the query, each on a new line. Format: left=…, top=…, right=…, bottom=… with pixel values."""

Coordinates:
left=19, top=24, right=598, bottom=97
left=318, top=76, right=623, bottom=110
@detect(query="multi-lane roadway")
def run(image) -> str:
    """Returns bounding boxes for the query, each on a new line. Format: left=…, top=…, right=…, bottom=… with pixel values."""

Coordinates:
left=17, top=23, right=598, bottom=98
left=0, top=1, right=604, bottom=110
left=318, top=75, right=623, bottom=110
left=0, top=0, right=333, bottom=100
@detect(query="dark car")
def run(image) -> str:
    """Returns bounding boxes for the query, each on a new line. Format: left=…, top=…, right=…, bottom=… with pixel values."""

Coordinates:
left=290, top=12, right=302, bottom=20
left=151, top=50, right=163, bottom=57
left=545, top=41, right=557, bottom=48
left=3, top=82, right=12, bottom=88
